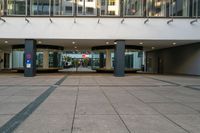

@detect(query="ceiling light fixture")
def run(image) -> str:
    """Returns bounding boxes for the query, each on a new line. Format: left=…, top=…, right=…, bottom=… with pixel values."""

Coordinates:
left=106, top=42, right=109, bottom=45
left=139, top=42, right=143, bottom=45
left=74, top=46, right=77, bottom=49
left=4, top=41, right=8, bottom=44
left=114, top=42, right=117, bottom=45
left=72, top=41, right=76, bottom=44
left=38, top=41, right=42, bottom=44
left=172, top=42, right=176, bottom=45
left=152, top=47, right=155, bottom=50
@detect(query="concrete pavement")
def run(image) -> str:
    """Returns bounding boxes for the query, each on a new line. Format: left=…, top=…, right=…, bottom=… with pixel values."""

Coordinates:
left=0, top=73, right=199, bottom=133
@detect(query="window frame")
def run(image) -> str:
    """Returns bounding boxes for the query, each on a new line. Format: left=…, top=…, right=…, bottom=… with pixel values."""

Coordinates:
left=7, top=0, right=27, bottom=16
left=76, top=0, right=98, bottom=16
left=146, top=0, right=167, bottom=17
left=30, top=0, right=51, bottom=16
left=169, top=0, right=190, bottom=17
left=100, top=0, right=120, bottom=16
left=123, top=0, right=144, bottom=17
left=53, top=0, right=74, bottom=16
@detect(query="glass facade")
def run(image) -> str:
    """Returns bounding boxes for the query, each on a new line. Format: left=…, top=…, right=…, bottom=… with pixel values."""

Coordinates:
left=169, top=0, right=189, bottom=17
left=193, top=0, right=200, bottom=16
left=91, top=48, right=143, bottom=71
left=100, top=0, right=120, bottom=16
left=0, top=0, right=198, bottom=17
left=12, top=48, right=62, bottom=69
left=0, top=0, right=3, bottom=16
left=146, top=0, right=166, bottom=17
left=77, top=0, right=97, bottom=16
left=30, top=0, right=50, bottom=15
left=54, top=0, right=74, bottom=16
left=7, top=0, right=26, bottom=15
left=124, top=0, right=143, bottom=16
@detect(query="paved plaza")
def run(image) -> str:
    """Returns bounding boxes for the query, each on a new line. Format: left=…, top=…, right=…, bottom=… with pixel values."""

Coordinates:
left=0, top=73, right=200, bottom=133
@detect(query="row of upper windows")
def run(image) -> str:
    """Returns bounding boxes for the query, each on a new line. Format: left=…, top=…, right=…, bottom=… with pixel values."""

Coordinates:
left=0, top=0, right=200, bottom=17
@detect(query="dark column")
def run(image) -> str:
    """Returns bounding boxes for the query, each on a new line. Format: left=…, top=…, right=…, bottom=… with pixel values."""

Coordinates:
left=114, top=40, right=125, bottom=77
left=24, top=39, right=36, bottom=77
left=99, top=52, right=104, bottom=68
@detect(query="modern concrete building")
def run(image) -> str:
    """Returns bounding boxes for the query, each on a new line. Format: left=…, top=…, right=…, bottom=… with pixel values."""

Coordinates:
left=0, top=0, right=200, bottom=76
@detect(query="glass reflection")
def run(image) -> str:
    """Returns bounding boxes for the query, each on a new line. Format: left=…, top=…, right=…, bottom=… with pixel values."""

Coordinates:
left=0, top=0, right=3, bottom=16
left=193, top=0, right=200, bottom=16
left=100, top=0, right=120, bottom=16
left=54, top=0, right=74, bottom=15
left=77, top=0, right=97, bottom=16
left=124, top=0, right=143, bottom=16
left=7, top=0, right=26, bottom=15
left=146, top=0, right=166, bottom=17
left=170, top=0, right=189, bottom=17
left=30, top=0, right=50, bottom=15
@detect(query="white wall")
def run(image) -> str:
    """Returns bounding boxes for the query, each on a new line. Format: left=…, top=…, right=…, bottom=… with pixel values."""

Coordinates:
left=0, top=18, right=200, bottom=40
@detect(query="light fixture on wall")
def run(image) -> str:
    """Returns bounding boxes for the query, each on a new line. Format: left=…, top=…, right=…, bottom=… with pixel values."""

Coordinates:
left=97, top=18, right=100, bottom=24
left=74, top=18, right=76, bottom=23
left=144, top=18, right=149, bottom=24
left=121, top=18, right=125, bottom=24
left=0, top=17, right=6, bottom=22
left=167, top=19, right=173, bottom=24
left=25, top=17, right=30, bottom=23
left=49, top=18, right=53, bottom=23
left=190, top=19, right=198, bottom=24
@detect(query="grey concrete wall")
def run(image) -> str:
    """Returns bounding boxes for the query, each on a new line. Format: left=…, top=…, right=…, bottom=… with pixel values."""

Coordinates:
left=146, top=43, right=200, bottom=75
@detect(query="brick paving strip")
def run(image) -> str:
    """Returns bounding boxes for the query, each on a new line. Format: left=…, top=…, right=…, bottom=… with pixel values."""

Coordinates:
left=0, top=75, right=67, bottom=133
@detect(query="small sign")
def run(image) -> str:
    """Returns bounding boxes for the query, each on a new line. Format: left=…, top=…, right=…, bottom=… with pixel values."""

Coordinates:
left=26, top=54, right=31, bottom=60
left=26, top=63, right=31, bottom=68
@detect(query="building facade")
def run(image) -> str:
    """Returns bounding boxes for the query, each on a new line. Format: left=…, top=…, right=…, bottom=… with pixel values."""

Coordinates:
left=0, top=0, right=200, bottom=76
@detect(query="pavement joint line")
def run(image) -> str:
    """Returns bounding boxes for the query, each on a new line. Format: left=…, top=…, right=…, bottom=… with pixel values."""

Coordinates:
left=0, top=75, right=67, bottom=133
left=59, top=85, right=178, bottom=87
left=125, top=89, right=191, bottom=133
left=145, top=76, right=181, bottom=86
left=71, top=87, right=79, bottom=133
left=184, top=85, right=200, bottom=91
left=100, top=87, right=132, bottom=133
left=54, top=75, right=68, bottom=86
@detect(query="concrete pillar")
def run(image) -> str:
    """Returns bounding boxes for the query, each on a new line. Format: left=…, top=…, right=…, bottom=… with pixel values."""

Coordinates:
left=99, top=52, right=104, bottom=68
left=105, top=49, right=111, bottom=69
left=24, top=39, right=36, bottom=77
left=114, top=40, right=125, bottom=77
left=43, top=50, right=49, bottom=69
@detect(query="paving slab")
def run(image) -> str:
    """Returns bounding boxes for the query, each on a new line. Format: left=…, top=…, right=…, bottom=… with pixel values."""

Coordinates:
left=121, top=115, right=188, bottom=133
left=73, top=115, right=129, bottom=133
left=14, top=114, right=73, bottom=133
left=166, top=114, right=200, bottom=133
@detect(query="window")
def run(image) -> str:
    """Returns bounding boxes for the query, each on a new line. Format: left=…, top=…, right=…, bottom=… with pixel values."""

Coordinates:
left=108, top=10, right=115, bottom=15
left=30, top=0, right=50, bottom=15
left=146, top=0, right=166, bottom=17
left=169, top=0, right=189, bottom=17
left=0, top=0, right=3, bottom=16
left=100, top=0, right=120, bottom=16
left=124, top=0, right=143, bottom=16
left=193, top=0, right=200, bottom=17
left=77, top=0, right=97, bottom=16
left=7, top=0, right=26, bottom=15
left=54, top=0, right=74, bottom=15
left=109, top=0, right=115, bottom=6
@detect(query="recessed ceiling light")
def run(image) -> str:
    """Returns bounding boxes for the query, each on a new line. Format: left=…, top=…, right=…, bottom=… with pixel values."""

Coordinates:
left=4, top=41, right=8, bottom=44
left=72, top=41, right=76, bottom=44
left=74, top=46, right=77, bottom=49
left=106, top=41, right=109, bottom=45
left=114, top=42, right=117, bottom=45
left=139, top=42, right=143, bottom=45
left=152, top=47, right=155, bottom=50
left=172, top=42, right=176, bottom=45
left=38, top=41, right=42, bottom=44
